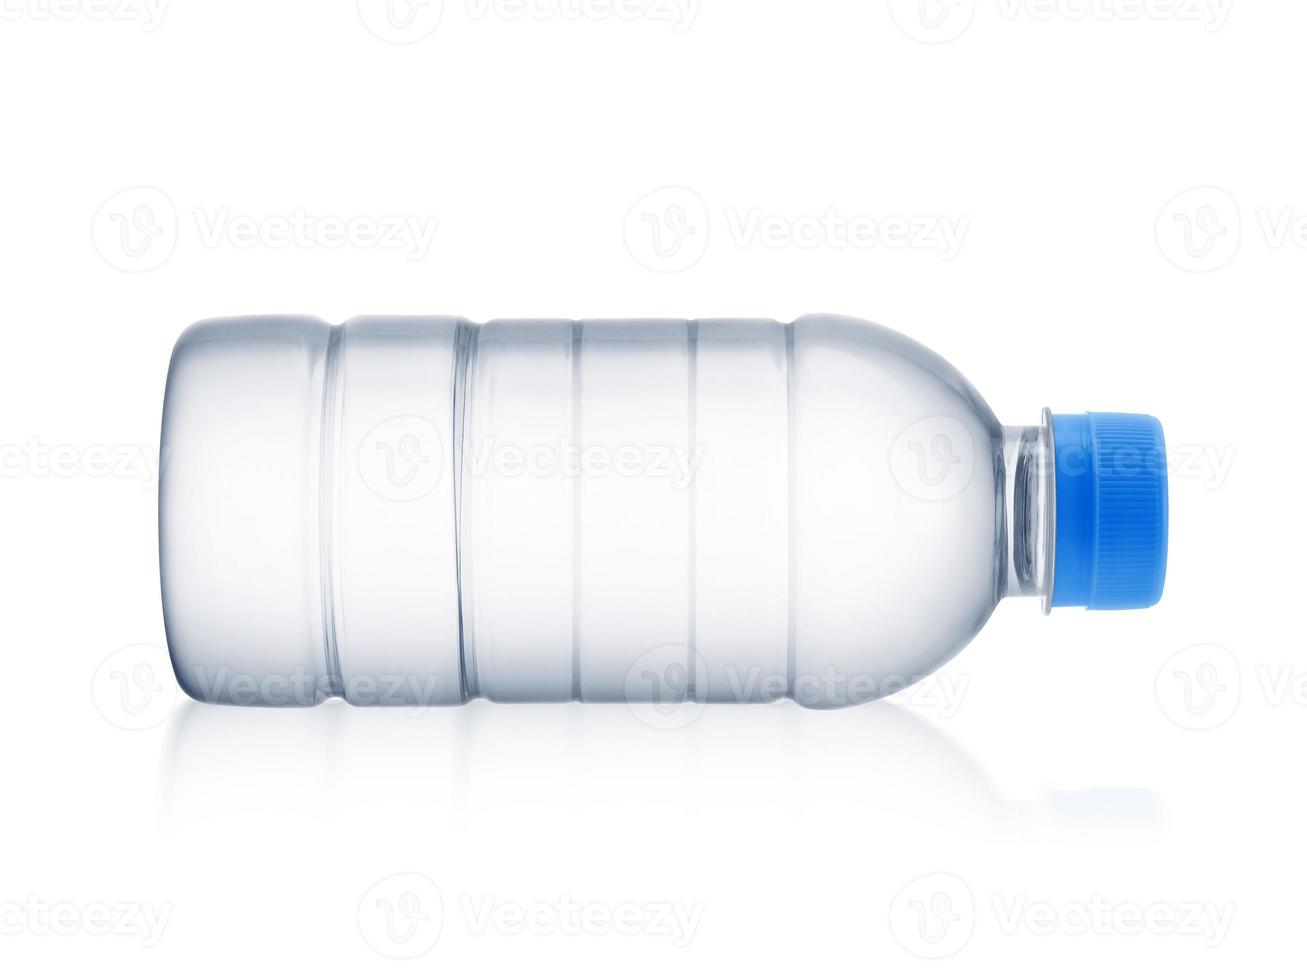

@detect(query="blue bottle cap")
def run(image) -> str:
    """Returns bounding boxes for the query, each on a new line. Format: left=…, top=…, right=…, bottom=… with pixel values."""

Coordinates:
left=1051, top=413, right=1168, bottom=609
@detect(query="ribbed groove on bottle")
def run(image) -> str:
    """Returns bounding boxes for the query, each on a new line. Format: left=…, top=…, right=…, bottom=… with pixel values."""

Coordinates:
left=453, top=320, right=479, bottom=702
left=318, top=323, right=346, bottom=700
left=686, top=319, right=699, bottom=700
left=570, top=320, right=584, bottom=702
left=784, top=320, right=798, bottom=701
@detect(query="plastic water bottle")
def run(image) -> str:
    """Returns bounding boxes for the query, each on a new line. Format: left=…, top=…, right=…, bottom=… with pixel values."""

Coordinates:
left=159, top=315, right=1167, bottom=708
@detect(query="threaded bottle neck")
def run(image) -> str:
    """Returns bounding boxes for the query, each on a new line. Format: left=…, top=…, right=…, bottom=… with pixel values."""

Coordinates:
left=1001, top=417, right=1056, bottom=609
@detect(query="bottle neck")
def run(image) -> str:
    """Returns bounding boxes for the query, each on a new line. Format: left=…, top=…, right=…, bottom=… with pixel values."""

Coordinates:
left=1001, top=413, right=1055, bottom=611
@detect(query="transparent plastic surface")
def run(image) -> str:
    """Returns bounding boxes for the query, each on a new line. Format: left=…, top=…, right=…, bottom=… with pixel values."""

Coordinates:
left=160, top=315, right=1015, bottom=708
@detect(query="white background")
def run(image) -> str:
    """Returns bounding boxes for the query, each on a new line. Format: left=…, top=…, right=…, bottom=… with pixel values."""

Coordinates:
left=0, top=0, right=1301, bottom=975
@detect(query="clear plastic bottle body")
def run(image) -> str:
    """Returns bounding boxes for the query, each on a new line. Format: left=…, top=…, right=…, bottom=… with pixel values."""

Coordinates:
left=161, top=314, right=1025, bottom=708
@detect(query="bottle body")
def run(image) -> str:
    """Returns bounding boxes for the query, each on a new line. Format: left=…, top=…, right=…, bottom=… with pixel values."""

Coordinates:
left=160, top=315, right=1121, bottom=708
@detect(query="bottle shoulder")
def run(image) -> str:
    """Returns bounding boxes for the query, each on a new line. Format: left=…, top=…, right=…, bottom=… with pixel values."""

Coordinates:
left=792, top=313, right=1000, bottom=434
